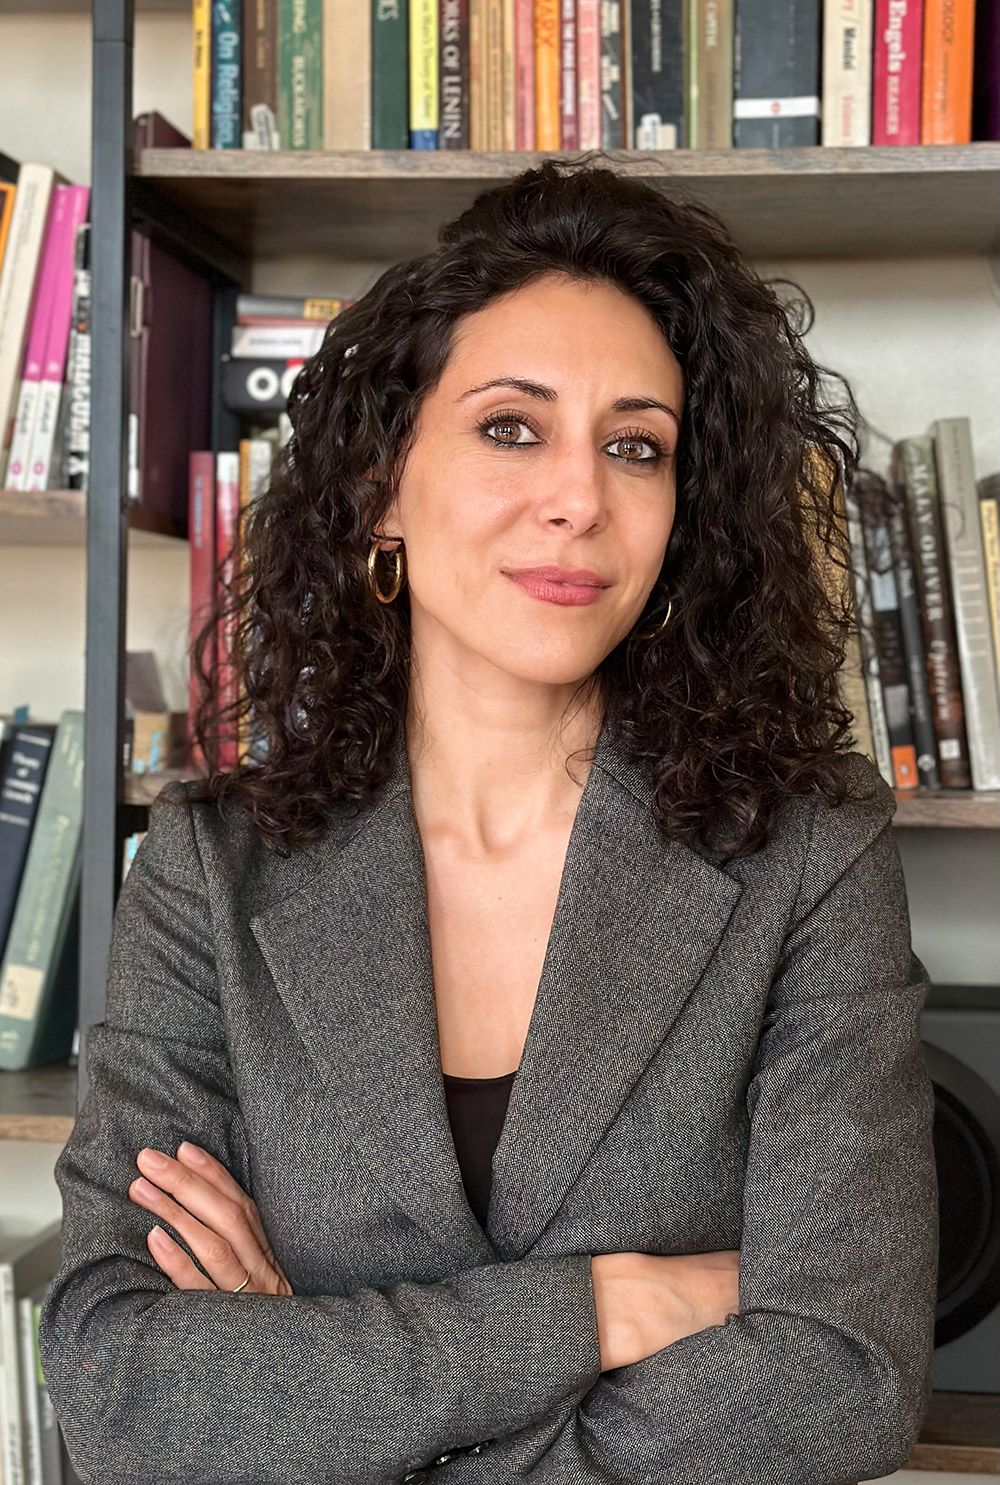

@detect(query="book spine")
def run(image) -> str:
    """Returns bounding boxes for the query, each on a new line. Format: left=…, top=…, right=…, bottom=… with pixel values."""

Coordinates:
left=872, top=0, right=923, bottom=142
left=3, top=184, right=66, bottom=489
left=559, top=0, right=578, bottom=145
left=577, top=0, right=602, bottom=147
left=27, top=185, right=90, bottom=492
left=231, top=322, right=327, bottom=357
left=211, top=0, right=243, bottom=147
left=220, top=354, right=303, bottom=413
left=931, top=417, right=1000, bottom=789
left=515, top=0, right=536, bottom=147
left=188, top=450, right=217, bottom=775
left=409, top=0, right=440, bottom=145
left=979, top=477, right=1000, bottom=686
left=886, top=459, right=941, bottom=787
left=689, top=0, right=734, bottom=147
left=470, top=0, right=487, bottom=146
left=324, top=0, right=373, bottom=148
left=0, top=1261, right=23, bottom=1485
left=279, top=0, right=324, bottom=149
left=373, top=0, right=410, bottom=148
left=630, top=0, right=685, bottom=147
left=0, top=726, right=55, bottom=962
left=193, top=0, right=212, bottom=147
left=441, top=0, right=470, bottom=147
left=859, top=480, right=919, bottom=787
left=215, top=451, right=242, bottom=772
left=897, top=435, right=973, bottom=787
left=0, top=181, right=16, bottom=272
left=501, top=0, right=517, bottom=148
left=484, top=0, right=505, bottom=147
left=600, top=0, right=625, bottom=147
left=0, top=710, right=85, bottom=1073
left=843, top=482, right=894, bottom=786
left=19, top=1297, right=42, bottom=1485
left=535, top=0, right=561, bottom=146
left=733, top=0, right=821, bottom=145
left=972, top=0, right=1000, bottom=139
left=64, top=223, right=91, bottom=492
left=243, top=0, right=281, bottom=148
left=821, top=0, right=872, bottom=143
left=920, top=0, right=975, bottom=140
left=237, top=291, right=344, bottom=319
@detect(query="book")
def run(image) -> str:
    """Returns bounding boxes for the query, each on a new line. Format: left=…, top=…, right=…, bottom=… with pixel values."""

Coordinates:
left=930, top=417, right=1000, bottom=790
left=0, top=164, right=58, bottom=468
left=631, top=0, right=685, bottom=147
left=921, top=0, right=976, bottom=141
left=733, top=0, right=822, bottom=145
left=193, top=0, right=212, bottom=147
left=577, top=0, right=602, bottom=148
left=440, top=0, right=471, bottom=148
left=895, top=435, right=973, bottom=788
left=410, top=0, right=440, bottom=145
left=25, top=185, right=90, bottom=492
left=236, top=291, right=345, bottom=321
left=279, top=0, right=324, bottom=148
left=514, top=0, right=534, bottom=148
left=220, top=353, right=306, bottom=414
left=534, top=0, right=560, bottom=147
left=687, top=0, right=735, bottom=148
left=372, top=0, right=410, bottom=148
left=0, top=1223, right=62, bottom=1485
left=231, top=322, right=327, bottom=358
left=821, top=0, right=873, bottom=144
left=323, top=0, right=372, bottom=148
left=559, top=0, right=578, bottom=146
left=844, top=478, right=894, bottom=786
left=978, top=471, right=1000, bottom=684
left=872, top=0, right=924, bottom=143
left=885, top=468, right=942, bottom=787
left=211, top=0, right=243, bottom=147
left=0, top=724, right=56, bottom=963
left=243, top=0, right=281, bottom=147
left=857, top=470, right=919, bottom=787
left=63, top=222, right=91, bottom=493
left=0, top=180, right=16, bottom=280
left=0, top=710, right=83, bottom=1071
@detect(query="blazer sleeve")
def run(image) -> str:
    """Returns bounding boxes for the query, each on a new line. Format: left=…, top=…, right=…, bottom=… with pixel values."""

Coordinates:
left=439, top=789, right=939, bottom=1485
left=37, top=784, right=603, bottom=1485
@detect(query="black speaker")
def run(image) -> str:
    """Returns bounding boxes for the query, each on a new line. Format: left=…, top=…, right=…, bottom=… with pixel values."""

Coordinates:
left=921, top=983, right=1000, bottom=1394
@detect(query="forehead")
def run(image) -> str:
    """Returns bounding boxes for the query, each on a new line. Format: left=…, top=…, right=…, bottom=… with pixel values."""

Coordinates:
left=442, top=278, right=684, bottom=398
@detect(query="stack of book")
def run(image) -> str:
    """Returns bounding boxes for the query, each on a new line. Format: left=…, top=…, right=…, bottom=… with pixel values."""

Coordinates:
left=844, top=417, right=1000, bottom=795
left=0, top=1222, right=68, bottom=1485
left=193, top=0, right=996, bottom=155
left=0, top=158, right=90, bottom=496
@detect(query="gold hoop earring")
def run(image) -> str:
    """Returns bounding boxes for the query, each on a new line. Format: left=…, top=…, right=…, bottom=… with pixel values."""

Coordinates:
left=368, top=536, right=404, bottom=604
left=634, top=594, right=673, bottom=641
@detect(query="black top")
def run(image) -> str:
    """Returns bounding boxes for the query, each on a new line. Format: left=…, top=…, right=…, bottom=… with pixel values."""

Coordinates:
left=442, top=1067, right=518, bottom=1231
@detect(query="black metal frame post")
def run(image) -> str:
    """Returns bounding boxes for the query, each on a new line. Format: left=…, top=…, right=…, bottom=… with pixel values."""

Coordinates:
left=80, top=0, right=134, bottom=1108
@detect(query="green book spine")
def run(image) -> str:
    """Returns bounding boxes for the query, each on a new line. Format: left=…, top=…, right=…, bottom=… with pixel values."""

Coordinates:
left=279, top=0, right=324, bottom=149
left=0, top=710, right=84, bottom=1071
left=372, top=0, right=409, bottom=148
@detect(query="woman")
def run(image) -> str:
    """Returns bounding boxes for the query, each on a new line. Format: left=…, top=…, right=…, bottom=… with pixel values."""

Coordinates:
left=39, top=157, right=938, bottom=1485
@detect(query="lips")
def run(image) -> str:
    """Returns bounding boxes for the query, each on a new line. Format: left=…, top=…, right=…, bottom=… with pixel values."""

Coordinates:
left=503, top=567, right=611, bottom=607
left=503, top=565, right=611, bottom=587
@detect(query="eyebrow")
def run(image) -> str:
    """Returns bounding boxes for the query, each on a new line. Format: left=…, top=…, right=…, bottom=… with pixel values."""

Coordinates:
left=456, top=376, right=681, bottom=428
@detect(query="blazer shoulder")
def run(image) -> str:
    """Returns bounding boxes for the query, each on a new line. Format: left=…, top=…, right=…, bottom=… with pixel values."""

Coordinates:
left=789, top=750, right=898, bottom=919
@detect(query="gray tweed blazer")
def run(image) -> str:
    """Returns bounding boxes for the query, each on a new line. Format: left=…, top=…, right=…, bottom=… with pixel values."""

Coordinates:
left=38, top=717, right=939, bottom=1485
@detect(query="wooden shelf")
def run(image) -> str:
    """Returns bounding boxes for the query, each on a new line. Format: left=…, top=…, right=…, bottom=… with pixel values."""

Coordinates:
left=893, top=787, right=1000, bottom=828
left=0, top=1061, right=76, bottom=1143
left=133, top=143, right=1000, bottom=260
left=904, top=1390, right=1000, bottom=1473
left=0, top=488, right=186, bottom=545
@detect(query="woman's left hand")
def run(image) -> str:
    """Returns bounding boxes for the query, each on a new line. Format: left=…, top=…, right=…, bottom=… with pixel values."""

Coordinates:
left=128, top=1141, right=293, bottom=1295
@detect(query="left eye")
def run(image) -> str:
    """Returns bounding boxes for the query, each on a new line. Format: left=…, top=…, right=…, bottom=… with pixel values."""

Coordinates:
left=605, top=436, right=661, bottom=462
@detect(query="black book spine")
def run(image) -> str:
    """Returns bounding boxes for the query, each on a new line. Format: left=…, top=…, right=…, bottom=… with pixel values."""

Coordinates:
left=600, top=0, right=625, bottom=148
left=0, top=726, right=56, bottom=959
left=887, top=469, right=942, bottom=787
left=629, top=0, right=685, bottom=148
left=733, top=0, right=821, bottom=146
left=440, top=0, right=470, bottom=147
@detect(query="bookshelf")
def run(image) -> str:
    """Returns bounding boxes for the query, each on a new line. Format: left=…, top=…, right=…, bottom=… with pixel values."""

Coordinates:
left=1, top=0, right=998, bottom=1474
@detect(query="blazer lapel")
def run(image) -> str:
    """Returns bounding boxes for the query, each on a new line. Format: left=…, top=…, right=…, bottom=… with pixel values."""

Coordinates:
left=249, top=719, right=743, bottom=1265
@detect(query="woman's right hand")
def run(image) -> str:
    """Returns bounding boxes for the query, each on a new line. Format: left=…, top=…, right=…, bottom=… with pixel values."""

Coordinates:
left=590, top=1250, right=741, bottom=1371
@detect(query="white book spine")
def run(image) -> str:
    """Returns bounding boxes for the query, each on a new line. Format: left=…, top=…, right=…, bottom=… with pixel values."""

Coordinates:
left=3, top=379, right=40, bottom=490
left=18, top=1297, right=43, bottom=1485
left=230, top=323, right=326, bottom=359
left=0, top=1262, right=24, bottom=1485
left=0, top=165, right=55, bottom=459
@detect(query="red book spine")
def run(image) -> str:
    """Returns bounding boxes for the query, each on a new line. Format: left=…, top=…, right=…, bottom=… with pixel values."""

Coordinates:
left=872, top=0, right=924, bottom=143
left=188, top=450, right=217, bottom=775
left=560, top=0, right=578, bottom=146
left=576, top=0, right=601, bottom=147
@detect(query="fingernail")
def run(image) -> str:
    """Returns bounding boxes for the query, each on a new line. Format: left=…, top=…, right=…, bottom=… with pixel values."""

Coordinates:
left=178, top=1142, right=206, bottom=1163
left=139, top=1149, right=168, bottom=1169
left=134, top=1178, right=159, bottom=1198
left=149, top=1225, right=171, bottom=1246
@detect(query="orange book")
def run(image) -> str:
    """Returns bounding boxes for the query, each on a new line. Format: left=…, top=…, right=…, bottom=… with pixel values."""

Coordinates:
left=0, top=183, right=15, bottom=276
left=921, top=0, right=976, bottom=142
left=534, top=0, right=561, bottom=148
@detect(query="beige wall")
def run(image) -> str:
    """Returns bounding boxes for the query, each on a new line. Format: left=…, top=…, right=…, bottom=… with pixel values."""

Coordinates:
left=1, top=8, right=997, bottom=986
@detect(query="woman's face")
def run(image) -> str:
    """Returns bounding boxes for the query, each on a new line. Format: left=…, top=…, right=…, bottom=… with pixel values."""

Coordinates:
left=378, top=272, right=685, bottom=687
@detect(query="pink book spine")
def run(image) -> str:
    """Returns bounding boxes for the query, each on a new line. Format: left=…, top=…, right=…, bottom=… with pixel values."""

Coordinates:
left=560, top=0, right=579, bottom=146
left=872, top=0, right=924, bottom=143
left=3, top=185, right=69, bottom=490
left=576, top=0, right=601, bottom=147
left=514, top=0, right=536, bottom=148
left=188, top=450, right=217, bottom=775
left=215, top=451, right=241, bottom=772
left=26, top=185, right=91, bottom=491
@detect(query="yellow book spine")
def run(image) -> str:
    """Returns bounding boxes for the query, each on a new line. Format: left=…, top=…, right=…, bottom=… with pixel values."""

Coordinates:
left=502, top=0, right=517, bottom=149
left=192, top=0, right=211, bottom=149
left=470, top=0, right=486, bottom=149
left=534, top=0, right=561, bottom=149
left=409, top=0, right=440, bottom=143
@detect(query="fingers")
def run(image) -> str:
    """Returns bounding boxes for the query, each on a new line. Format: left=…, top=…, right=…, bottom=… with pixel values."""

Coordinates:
left=129, top=1147, right=259, bottom=1292
left=174, top=1143, right=275, bottom=1258
left=146, top=1224, right=217, bottom=1290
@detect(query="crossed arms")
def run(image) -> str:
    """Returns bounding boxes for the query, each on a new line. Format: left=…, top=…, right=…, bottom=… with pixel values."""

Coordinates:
left=38, top=784, right=938, bottom=1485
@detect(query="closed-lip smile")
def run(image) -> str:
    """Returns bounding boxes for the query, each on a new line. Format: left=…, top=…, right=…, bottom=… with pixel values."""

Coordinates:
left=502, top=565, right=613, bottom=607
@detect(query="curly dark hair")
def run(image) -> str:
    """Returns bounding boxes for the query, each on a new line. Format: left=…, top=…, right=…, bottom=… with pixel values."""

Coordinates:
left=182, top=152, right=871, bottom=863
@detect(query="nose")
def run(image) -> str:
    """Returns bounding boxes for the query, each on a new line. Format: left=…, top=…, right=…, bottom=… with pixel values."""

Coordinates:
left=534, top=440, right=609, bottom=533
